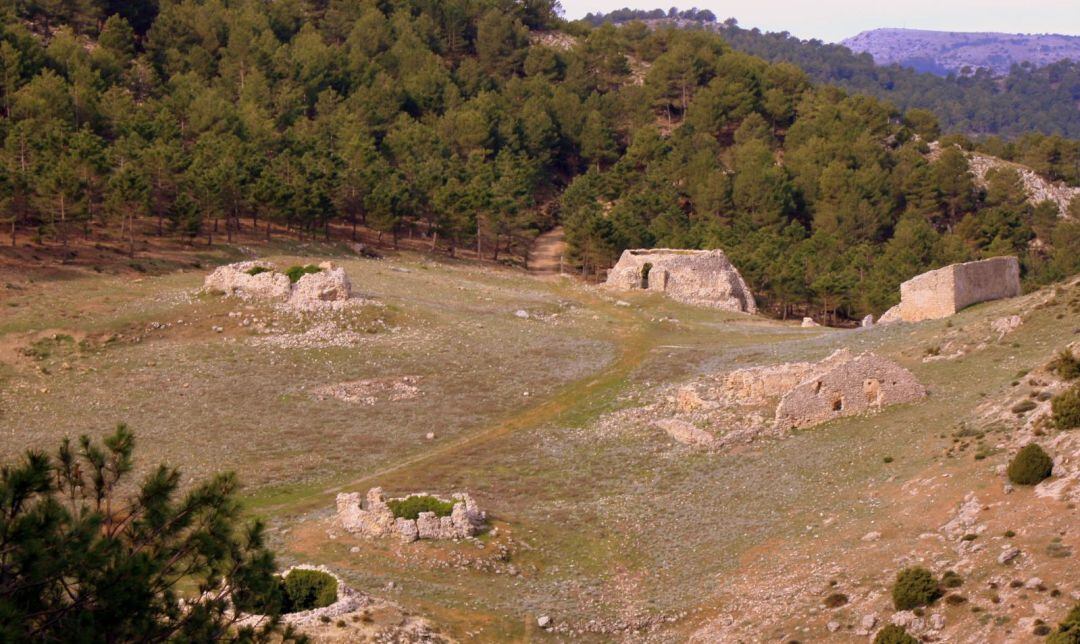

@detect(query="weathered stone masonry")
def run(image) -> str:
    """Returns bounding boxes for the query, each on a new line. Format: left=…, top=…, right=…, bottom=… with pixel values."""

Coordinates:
left=880, top=256, right=1021, bottom=323
left=336, top=488, right=486, bottom=543
left=605, top=249, right=757, bottom=313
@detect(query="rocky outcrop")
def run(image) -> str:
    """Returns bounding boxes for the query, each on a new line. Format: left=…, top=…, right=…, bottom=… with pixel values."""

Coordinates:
left=605, top=249, right=757, bottom=313
left=879, top=256, right=1021, bottom=323
left=927, top=144, right=1079, bottom=219
left=967, top=154, right=1079, bottom=219
left=336, top=488, right=485, bottom=543
left=774, top=352, right=927, bottom=429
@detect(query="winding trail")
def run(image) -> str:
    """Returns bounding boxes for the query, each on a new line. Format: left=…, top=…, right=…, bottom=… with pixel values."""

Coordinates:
left=527, top=227, right=566, bottom=276
left=254, top=288, right=652, bottom=516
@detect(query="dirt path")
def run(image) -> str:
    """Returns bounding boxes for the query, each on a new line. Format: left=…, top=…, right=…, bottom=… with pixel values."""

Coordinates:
left=253, top=289, right=652, bottom=515
left=527, top=227, right=566, bottom=276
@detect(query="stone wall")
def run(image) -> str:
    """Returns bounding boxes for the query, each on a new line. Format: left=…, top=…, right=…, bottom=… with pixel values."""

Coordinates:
left=203, top=260, right=353, bottom=310
left=880, top=256, right=1021, bottom=323
left=336, top=488, right=485, bottom=543
left=605, top=249, right=757, bottom=313
left=774, top=353, right=927, bottom=430
left=653, top=349, right=924, bottom=447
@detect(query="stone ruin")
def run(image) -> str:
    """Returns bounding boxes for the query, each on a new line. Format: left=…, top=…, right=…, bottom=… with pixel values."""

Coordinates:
left=203, top=260, right=352, bottom=310
left=605, top=249, right=757, bottom=313
left=236, top=565, right=365, bottom=629
left=879, top=256, right=1021, bottom=323
left=336, top=488, right=486, bottom=543
left=655, top=349, right=926, bottom=447
left=773, top=352, right=927, bottom=430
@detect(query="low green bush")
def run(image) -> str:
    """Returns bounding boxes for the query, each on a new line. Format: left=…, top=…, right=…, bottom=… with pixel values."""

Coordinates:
left=284, top=264, right=322, bottom=283
left=874, top=624, right=919, bottom=644
left=282, top=569, right=337, bottom=613
left=1052, top=386, right=1080, bottom=430
left=1047, top=603, right=1080, bottom=644
left=891, top=567, right=940, bottom=610
left=1049, top=350, right=1080, bottom=381
left=942, top=570, right=963, bottom=588
left=1011, top=400, right=1037, bottom=414
left=387, top=495, right=455, bottom=521
left=1007, top=444, right=1054, bottom=485
left=245, top=266, right=271, bottom=276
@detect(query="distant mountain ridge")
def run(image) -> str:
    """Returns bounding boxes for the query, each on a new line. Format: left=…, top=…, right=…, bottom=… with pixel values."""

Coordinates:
left=842, top=28, right=1080, bottom=76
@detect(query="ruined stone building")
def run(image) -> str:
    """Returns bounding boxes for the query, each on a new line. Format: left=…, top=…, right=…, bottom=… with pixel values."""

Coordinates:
left=655, top=349, right=927, bottom=448
left=336, top=488, right=485, bottom=543
left=880, top=256, right=1021, bottom=323
left=605, top=249, right=757, bottom=313
left=773, top=352, right=927, bottom=430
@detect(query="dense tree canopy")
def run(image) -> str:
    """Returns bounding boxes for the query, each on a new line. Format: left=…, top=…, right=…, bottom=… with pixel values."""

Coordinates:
left=0, top=424, right=301, bottom=641
left=582, top=11, right=1080, bottom=140
left=0, top=0, right=1077, bottom=322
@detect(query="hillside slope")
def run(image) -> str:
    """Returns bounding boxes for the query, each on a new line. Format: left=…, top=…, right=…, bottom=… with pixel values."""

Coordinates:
left=3, top=246, right=1078, bottom=641
left=843, top=28, right=1080, bottom=76
left=580, top=10, right=1080, bottom=137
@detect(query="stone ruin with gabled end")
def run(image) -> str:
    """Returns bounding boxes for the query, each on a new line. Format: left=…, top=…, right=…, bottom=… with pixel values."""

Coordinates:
left=335, top=487, right=486, bottom=543
left=655, top=349, right=927, bottom=448
left=202, top=260, right=352, bottom=310
left=605, top=249, right=757, bottom=313
left=879, top=256, right=1021, bottom=323
left=773, top=351, right=927, bottom=430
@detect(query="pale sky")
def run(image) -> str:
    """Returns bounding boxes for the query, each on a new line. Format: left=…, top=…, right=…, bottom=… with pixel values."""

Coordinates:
left=561, top=1, right=1080, bottom=43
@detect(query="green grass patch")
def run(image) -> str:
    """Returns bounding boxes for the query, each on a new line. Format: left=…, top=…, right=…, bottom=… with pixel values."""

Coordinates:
left=387, top=495, right=455, bottom=520
left=284, top=264, right=322, bottom=283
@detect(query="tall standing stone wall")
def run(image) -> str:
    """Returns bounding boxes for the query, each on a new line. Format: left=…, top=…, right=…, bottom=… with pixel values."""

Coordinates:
left=881, top=256, right=1021, bottom=323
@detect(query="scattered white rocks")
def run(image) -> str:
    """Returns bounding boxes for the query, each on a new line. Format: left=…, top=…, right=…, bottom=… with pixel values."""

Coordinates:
left=311, top=376, right=421, bottom=405
left=537, top=615, right=552, bottom=629
left=855, top=614, right=878, bottom=636
left=940, top=493, right=983, bottom=539
left=998, top=547, right=1022, bottom=564
left=991, top=314, right=1023, bottom=339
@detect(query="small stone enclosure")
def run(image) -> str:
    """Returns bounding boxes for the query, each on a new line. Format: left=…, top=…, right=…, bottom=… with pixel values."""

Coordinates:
left=605, top=249, right=757, bottom=313
left=336, top=488, right=486, bottom=543
left=880, top=256, right=1021, bottom=323
left=203, top=260, right=352, bottom=310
